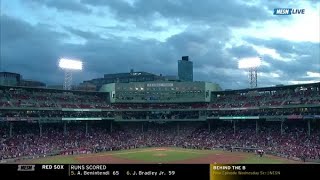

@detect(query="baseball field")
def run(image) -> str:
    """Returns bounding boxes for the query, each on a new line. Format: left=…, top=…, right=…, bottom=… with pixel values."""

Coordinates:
left=18, top=148, right=305, bottom=164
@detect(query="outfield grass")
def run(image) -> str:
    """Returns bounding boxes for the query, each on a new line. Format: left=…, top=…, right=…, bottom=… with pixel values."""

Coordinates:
left=17, top=148, right=304, bottom=164
left=112, top=148, right=207, bottom=163
left=239, top=155, right=290, bottom=164
left=26, top=155, right=79, bottom=164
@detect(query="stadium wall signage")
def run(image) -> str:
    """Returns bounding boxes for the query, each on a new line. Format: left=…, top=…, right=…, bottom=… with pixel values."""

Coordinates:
left=303, top=115, right=315, bottom=119
left=219, top=116, right=259, bottom=120
left=287, top=115, right=303, bottom=119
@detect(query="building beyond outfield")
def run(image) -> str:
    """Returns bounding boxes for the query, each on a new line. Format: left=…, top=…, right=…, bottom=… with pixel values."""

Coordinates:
left=100, top=81, right=222, bottom=103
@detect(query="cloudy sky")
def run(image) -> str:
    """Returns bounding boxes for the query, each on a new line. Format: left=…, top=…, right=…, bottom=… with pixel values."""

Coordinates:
left=1, top=0, right=319, bottom=89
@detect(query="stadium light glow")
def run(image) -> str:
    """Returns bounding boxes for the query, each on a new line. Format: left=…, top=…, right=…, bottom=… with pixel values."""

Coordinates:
left=238, top=57, right=262, bottom=89
left=58, top=58, right=83, bottom=70
left=238, top=57, right=261, bottom=69
left=58, top=58, right=83, bottom=90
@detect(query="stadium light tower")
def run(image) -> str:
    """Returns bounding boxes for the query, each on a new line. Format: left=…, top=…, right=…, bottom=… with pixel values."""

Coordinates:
left=238, top=57, right=262, bottom=88
left=58, top=58, right=83, bottom=90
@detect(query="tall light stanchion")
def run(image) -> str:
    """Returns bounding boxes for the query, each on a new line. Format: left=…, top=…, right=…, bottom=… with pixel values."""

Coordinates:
left=238, top=57, right=261, bottom=88
left=249, top=66, right=258, bottom=89
left=58, top=58, right=83, bottom=90
left=64, top=70, right=73, bottom=90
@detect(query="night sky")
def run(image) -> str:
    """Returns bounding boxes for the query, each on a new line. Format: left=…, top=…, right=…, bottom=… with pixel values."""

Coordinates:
left=1, top=0, right=319, bottom=89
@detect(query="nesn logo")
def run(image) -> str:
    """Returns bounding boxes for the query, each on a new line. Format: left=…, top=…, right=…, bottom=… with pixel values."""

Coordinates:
left=273, top=8, right=305, bottom=15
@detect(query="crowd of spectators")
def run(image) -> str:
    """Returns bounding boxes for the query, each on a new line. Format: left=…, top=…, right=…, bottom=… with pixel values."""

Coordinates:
left=207, top=108, right=320, bottom=117
left=0, top=89, right=111, bottom=109
left=121, top=111, right=199, bottom=120
left=210, top=88, right=320, bottom=108
left=1, top=122, right=319, bottom=162
left=0, top=111, right=114, bottom=119
left=1, top=87, right=319, bottom=110
left=1, top=86, right=319, bottom=162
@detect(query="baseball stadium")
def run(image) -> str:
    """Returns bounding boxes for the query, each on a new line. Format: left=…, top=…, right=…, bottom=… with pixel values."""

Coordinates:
left=0, top=81, right=319, bottom=164
left=1, top=0, right=320, bottom=170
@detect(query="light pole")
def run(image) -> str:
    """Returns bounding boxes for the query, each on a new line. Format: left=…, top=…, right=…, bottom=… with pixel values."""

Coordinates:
left=58, top=58, right=83, bottom=90
left=238, top=57, right=262, bottom=88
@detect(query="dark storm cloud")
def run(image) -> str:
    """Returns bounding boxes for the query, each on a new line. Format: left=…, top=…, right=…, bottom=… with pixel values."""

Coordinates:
left=63, top=26, right=100, bottom=40
left=257, top=54, right=319, bottom=85
left=1, top=12, right=236, bottom=87
left=166, top=25, right=237, bottom=69
left=95, top=24, right=165, bottom=33
left=226, top=45, right=259, bottom=58
left=68, top=26, right=242, bottom=88
left=29, top=0, right=92, bottom=14
left=222, top=34, right=320, bottom=87
left=246, top=37, right=320, bottom=77
left=245, top=37, right=320, bottom=56
left=2, top=13, right=315, bottom=89
left=1, top=0, right=319, bottom=89
left=81, top=0, right=272, bottom=27
left=64, top=37, right=179, bottom=75
left=64, top=25, right=231, bottom=77
left=0, top=15, right=68, bottom=84
left=270, top=55, right=319, bottom=78
left=161, top=27, right=249, bottom=88
left=195, top=66, right=249, bottom=89
left=262, top=0, right=314, bottom=11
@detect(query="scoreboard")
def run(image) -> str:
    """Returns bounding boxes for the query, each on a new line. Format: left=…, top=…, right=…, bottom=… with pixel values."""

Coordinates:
left=2, top=164, right=318, bottom=179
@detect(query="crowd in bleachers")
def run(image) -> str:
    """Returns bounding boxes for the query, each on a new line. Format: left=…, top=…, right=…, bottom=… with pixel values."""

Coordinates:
left=207, top=108, right=320, bottom=117
left=1, top=122, right=319, bottom=162
left=0, top=86, right=319, bottom=110
left=0, top=86, right=319, bottom=162
left=0, top=111, right=114, bottom=119
left=0, top=89, right=111, bottom=109
left=186, top=122, right=320, bottom=161
left=113, top=103, right=207, bottom=109
left=210, top=88, right=320, bottom=108
left=121, top=111, right=199, bottom=120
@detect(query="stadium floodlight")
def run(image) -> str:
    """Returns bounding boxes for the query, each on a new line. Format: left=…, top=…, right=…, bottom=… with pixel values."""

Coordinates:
left=238, top=57, right=262, bottom=88
left=238, top=57, right=261, bottom=69
left=58, top=58, right=83, bottom=90
left=59, top=59, right=83, bottom=70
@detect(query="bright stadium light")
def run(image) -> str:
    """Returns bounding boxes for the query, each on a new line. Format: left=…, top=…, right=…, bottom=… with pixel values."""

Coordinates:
left=238, top=57, right=262, bottom=88
left=58, top=58, right=83, bottom=90
left=238, top=57, right=261, bottom=69
left=59, top=59, right=83, bottom=70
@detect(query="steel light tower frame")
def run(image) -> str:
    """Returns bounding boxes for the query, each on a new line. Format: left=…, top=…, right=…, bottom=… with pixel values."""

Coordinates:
left=249, top=66, right=258, bottom=88
left=58, top=58, right=83, bottom=90
left=64, top=70, right=73, bottom=90
left=238, top=57, right=261, bottom=88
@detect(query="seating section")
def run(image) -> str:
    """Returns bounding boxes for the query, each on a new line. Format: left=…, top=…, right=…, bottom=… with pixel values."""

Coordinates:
left=1, top=122, right=319, bottom=161
left=0, top=89, right=111, bottom=109
left=210, top=88, right=320, bottom=108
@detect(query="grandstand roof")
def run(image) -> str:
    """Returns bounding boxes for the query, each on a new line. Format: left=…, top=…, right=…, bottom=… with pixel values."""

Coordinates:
left=104, top=71, right=157, bottom=78
left=1, top=82, right=319, bottom=96
left=0, top=85, right=107, bottom=94
left=214, top=82, right=320, bottom=94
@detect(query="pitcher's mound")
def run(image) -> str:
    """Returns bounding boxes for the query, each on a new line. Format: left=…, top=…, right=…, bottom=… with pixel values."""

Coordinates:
left=153, top=153, right=167, bottom=157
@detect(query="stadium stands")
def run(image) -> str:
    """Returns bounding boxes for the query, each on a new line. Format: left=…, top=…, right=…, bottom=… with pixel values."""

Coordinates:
left=1, top=122, right=319, bottom=161
left=0, top=83, right=319, bottom=162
